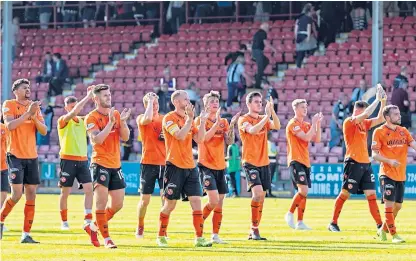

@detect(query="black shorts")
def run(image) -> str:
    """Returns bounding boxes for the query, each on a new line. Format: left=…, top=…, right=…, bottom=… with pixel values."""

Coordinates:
left=380, top=175, right=405, bottom=204
left=90, top=163, right=126, bottom=191
left=7, top=154, right=40, bottom=185
left=198, top=165, right=229, bottom=195
left=163, top=163, right=202, bottom=200
left=243, top=163, right=271, bottom=192
left=1, top=169, right=10, bottom=192
left=289, top=161, right=311, bottom=189
left=342, top=158, right=375, bottom=194
left=140, top=164, right=164, bottom=195
left=59, top=159, right=92, bottom=188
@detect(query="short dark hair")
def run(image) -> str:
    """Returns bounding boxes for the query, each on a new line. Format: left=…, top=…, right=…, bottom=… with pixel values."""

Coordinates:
left=246, top=91, right=262, bottom=104
left=12, top=78, right=30, bottom=91
left=354, top=100, right=369, bottom=109
left=240, top=44, right=247, bottom=51
left=93, top=84, right=110, bottom=94
left=64, top=96, right=78, bottom=106
left=53, top=53, right=61, bottom=59
left=383, top=105, right=399, bottom=118
left=46, top=52, right=51, bottom=55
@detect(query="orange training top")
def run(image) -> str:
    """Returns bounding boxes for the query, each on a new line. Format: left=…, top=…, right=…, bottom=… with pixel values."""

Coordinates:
left=137, top=113, right=166, bottom=166
left=238, top=114, right=271, bottom=167
left=344, top=117, right=372, bottom=163
left=162, top=111, right=198, bottom=169
left=286, top=118, right=312, bottom=167
left=2, top=100, right=44, bottom=159
left=85, top=109, right=122, bottom=169
left=372, top=124, right=414, bottom=182
left=195, top=116, right=229, bottom=170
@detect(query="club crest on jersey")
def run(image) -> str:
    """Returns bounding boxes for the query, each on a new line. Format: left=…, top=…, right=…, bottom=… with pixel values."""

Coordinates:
left=400, top=131, right=405, bottom=136
left=100, top=175, right=106, bottom=181
left=220, top=123, right=225, bottom=128
left=1, top=130, right=4, bottom=135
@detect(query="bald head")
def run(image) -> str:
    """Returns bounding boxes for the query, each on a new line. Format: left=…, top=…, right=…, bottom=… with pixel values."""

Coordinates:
left=171, top=90, right=190, bottom=111
left=260, top=22, right=269, bottom=32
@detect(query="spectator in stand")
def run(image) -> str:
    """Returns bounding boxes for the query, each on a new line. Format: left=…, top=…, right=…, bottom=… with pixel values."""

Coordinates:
left=329, top=93, right=349, bottom=151
left=350, top=1, right=370, bottom=30
left=11, top=17, right=20, bottom=62
left=36, top=98, right=54, bottom=146
left=37, top=1, right=53, bottom=29
left=167, top=1, right=185, bottom=34
left=263, top=80, right=279, bottom=112
left=393, top=66, right=409, bottom=90
left=48, top=53, right=68, bottom=97
left=81, top=1, right=98, bottom=28
left=62, top=1, right=80, bottom=28
left=184, top=82, right=202, bottom=114
left=224, top=44, right=248, bottom=66
left=349, top=79, right=368, bottom=112
left=160, top=66, right=177, bottom=97
left=252, top=22, right=276, bottom=89
left=267, top=132, right=277, bottom=198
left=254, top=1, right=272, bottom=22
left=392, top=78, right=411, bottom=129
left=383, top=1, right=399, bottom=17
left=193, top=2, right=214, bottom=24
left=295, top=3, right=317, bottom=68
left=36, top=52, right=55, bottom=85
left=122, top=119, right=135, bottom=161
left=320, top=1, right=344, bottom=47
left=226, top=141, right=241, bottom=197
left=217, top=1, right=234, bottom=22
left=226, top=55, right=253, bottom=111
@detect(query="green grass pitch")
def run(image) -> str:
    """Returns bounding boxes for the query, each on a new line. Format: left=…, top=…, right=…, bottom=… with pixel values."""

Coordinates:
left=1, top=194, right=415, bottom=261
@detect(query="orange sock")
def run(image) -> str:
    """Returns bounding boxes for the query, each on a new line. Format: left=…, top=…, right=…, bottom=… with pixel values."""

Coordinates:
left=385, top=207, right=396, bottom=235
left=212, top=208, right=223, bottom=234
left=331, top=193, right=348, bottom=224
left=158, top=212, right=170, bottom=237
left=258, top=201, right=264, bottom=226
left=193, top=210, right=204, bottom=237
left=289, top=193, right=305, bottom=213
left=202, top=203, right=214, bottom=220
left=139, top=216, right=145, bottom=228
left=251, top=200, right=261, bottom=228
left=23, top=200, right=35, bottom=233
left=105, top=207, right=116, bottom=222
left=297, top=196, right=307, bottom=221
left=1, top=198, right=16, bottom=222
left=60, top=209, right=68, bottom=222
left=367, top=194, right=382, bottom=226
left=95, top=210, right=109, bottom=238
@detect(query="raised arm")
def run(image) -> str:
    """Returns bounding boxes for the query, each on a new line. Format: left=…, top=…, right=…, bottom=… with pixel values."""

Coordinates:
left=313, top=113, right=323, bottom=143
left=119, top=108, right=131, bottom=142
left=3, top=101, right=38, bottom=131
left=139, top=94, right=156, bottom=125
left=32, top=111, right=47, bottom=136
left=226, top=111, right=241, bottom=145
left=193, top=111, right=207, bottom=144
left=352, top=84, right=384, bottom=124
left=62, top=88, right=93, bottom=123
left=167, top=105, right=194, bottom=141
left=294, top=114, right=319, bottom=142
left=268, top=96, right=281, bottom=130
left=203, top=110, right=221, bottom=142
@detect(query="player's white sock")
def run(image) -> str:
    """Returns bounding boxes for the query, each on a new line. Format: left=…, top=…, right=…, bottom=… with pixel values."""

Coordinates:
left=21, top=232, right=30, bottom=239
left=104, top=237, right=111, bottom=244
left=84, top=209, right=92, bottom=214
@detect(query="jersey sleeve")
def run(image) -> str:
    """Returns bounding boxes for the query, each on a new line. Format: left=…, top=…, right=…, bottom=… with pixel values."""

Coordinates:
left=57, top=116, right=68, bottom=129
left=238, top=117, right=250, bottom=133
left=364, top=119, right=372, bottom=130
left=2, top=100, right=14, bottom=119
left=288, top=120, right=302, bottom=135
left=85, top=114, right=99, bottom=134
left=405, top=128, right=415, bottom=145
left=163, top=114, right=179, bottom=136
left=371, top=128, right=382, bottom=152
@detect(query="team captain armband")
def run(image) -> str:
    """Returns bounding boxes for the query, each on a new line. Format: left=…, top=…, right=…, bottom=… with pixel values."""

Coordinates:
left=165, top=120, right=179, bottom=135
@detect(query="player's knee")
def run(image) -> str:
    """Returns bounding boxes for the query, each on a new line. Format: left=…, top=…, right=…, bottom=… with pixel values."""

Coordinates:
left=209, top=196, right=219, bottom=207
left=11, top=191, right=23, bottom=202
left=394, top=204, right=402, bottom=211
left=140, top=198, right=150, bottom=207
left=252, top=194, right=262, bottom=202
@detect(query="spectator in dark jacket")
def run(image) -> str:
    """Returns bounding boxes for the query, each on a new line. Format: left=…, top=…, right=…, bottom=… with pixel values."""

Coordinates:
left=37, top=1, right=53, bottom=29
left=391, top=81, right=411, bottom=129
left=36, top=52, right=55, bottom=84
left=393, top=66, right=409, bottom=89
left=48, top=53, right=68, bottom=97
left=224, top=44, right=248, bottom=65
